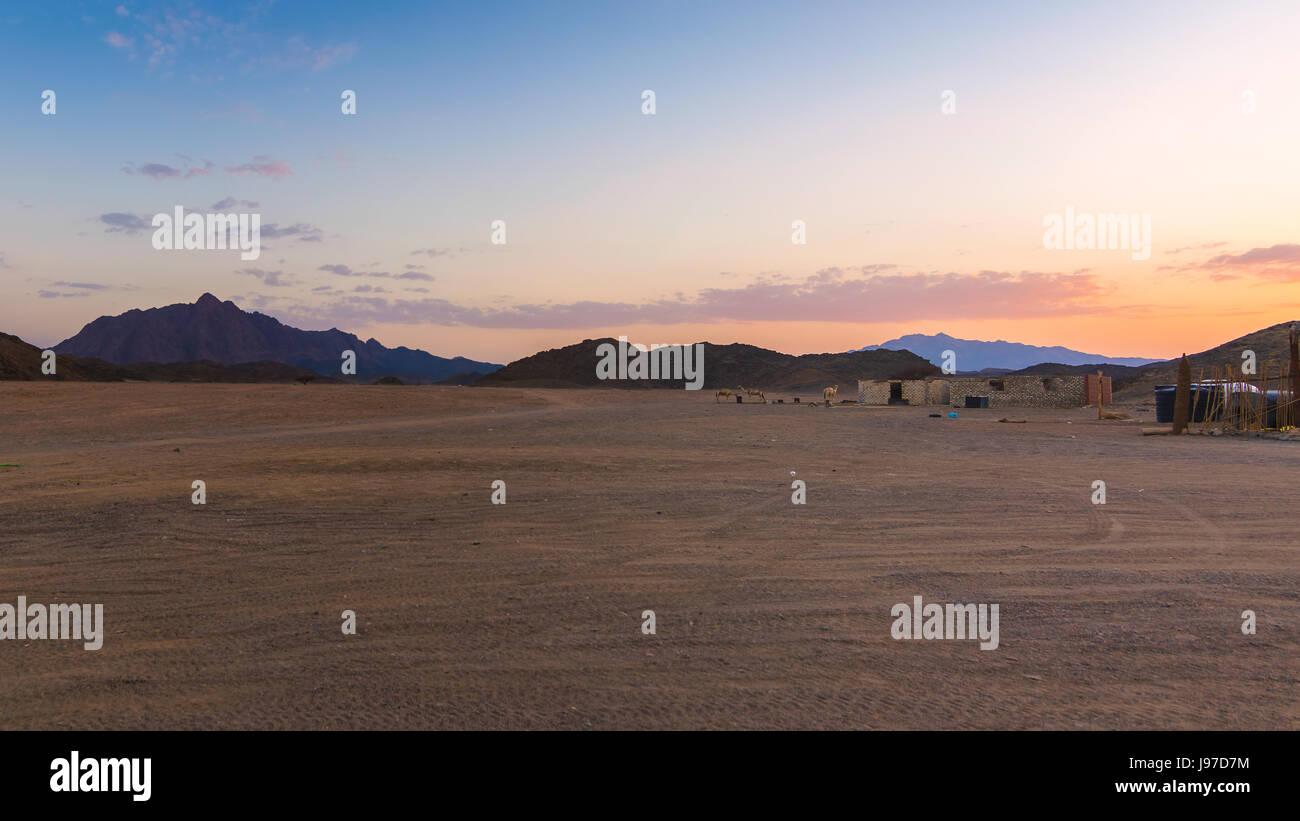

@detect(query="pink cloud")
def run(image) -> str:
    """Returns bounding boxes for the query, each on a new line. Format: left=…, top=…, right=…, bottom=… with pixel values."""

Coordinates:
left=312, top=42, right=357, bottom=70
left=225, top=159, right=293, bottom=179
left=122, top=159, right=214, bottom=180
left=1199, top=243, right=1300, bottom=281
left=264, top=267, right=1112, bottom=331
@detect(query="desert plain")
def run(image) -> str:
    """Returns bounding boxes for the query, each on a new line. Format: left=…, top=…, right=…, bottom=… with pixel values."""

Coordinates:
left=0, top=382, right=1296, bottom=729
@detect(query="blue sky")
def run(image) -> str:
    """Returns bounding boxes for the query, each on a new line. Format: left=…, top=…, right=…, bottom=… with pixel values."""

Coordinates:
left=4, top=1, right=1300, bottom=361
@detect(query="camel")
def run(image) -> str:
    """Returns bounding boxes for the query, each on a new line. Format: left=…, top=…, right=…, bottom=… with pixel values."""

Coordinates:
left=823, top=385, right=838, bottom=403
left=715, top=388, right=733, bottom=403
left=738, top=386, right=765, bottom=403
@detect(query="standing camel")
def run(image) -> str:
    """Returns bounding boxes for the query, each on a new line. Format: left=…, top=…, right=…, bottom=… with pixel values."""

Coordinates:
left=715, top=388, right=733, bottom=403
left=823, top=385, right=838, bottom=404
left=738, top=386, right=765, bottom=403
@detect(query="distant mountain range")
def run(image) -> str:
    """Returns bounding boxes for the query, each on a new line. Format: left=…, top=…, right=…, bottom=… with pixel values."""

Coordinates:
left=477, top=338, right=937, bottom=391
left=53, top=293, right=501, bottom=383
left=7, top=297, right=1294, bottom=398
left=1, top=330, right=327, bottom=383
left=857, top=332, right=1161, bottom=372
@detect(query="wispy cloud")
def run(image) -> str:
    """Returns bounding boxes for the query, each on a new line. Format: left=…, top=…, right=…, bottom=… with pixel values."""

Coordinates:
left=101, top=5, right=239, bottom=69
left=98, top=212, right=150, bottom=234
left=43, top=279, right=137, bottom=295
left=125, top=156, right=294, bottom=181
left=1192, top=243, right=1300, bottom=282
left=39, top=289, right=91, bottom=299
left=103, top=30, right=132, bottom=49
left=270, top=267, right=1109, bottom=331
left=225, top=158, right=292, bottom=179
left=1167, top=241, right=1228, bottom=255
left=237, top=268, right=294, bottom=287
left=101, top=5, right=356, bottom=75
left=304, top=40, right=357, bottom=70
left=319, top=264, right=432, bottom=281
left=210, top=196, right=259, bottom=210
left=123, top=159, right=214, bottom=179
left=262, top=223, right=323, bottom=242
left=410, top=247, right=463, bottom=258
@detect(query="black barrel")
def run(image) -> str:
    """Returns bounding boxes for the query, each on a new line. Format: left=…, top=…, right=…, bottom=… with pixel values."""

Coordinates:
left=1264, top=389, right=1294, bottom=429
left=1188, top=384, right=1222, bottom=422
left=1156, top=383, right=1224, bottom=423
left=1154, top=385, right=1176, bottom=423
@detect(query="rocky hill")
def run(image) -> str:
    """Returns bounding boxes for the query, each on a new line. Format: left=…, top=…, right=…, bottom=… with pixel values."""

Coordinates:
left=1, top=331, right=327, bottom=382
left=54, top=293, right=500, bottom=382
left=1111, top=320, right=1299, bottom=399
left=477, top=338, right=938, bottom=391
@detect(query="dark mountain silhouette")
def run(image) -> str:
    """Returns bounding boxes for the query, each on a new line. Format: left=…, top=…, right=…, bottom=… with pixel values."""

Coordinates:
left=1, top=331, right=328, bottom=382
left=53, top=293, right=501, bottom=382
left=858, top=332, right=1160, bottom=371
left=477, top=338, right=938, bottom=391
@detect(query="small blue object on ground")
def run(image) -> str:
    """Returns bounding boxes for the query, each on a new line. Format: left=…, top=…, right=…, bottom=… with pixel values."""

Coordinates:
left=948, top=412, right=958, bottom=418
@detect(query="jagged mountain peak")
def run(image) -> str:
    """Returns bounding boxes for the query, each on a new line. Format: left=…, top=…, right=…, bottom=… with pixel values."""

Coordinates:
left=53, top=294, right=501, bottom=382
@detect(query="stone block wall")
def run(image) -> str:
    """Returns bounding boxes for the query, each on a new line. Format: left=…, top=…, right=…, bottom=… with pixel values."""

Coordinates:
left=945, top=375, right=1091, bottom=408
left=858, top=375, right=1109, bottom=408
left=900, top=380, right=929, bottom=405
left=859, top=380, right=892, bottom=404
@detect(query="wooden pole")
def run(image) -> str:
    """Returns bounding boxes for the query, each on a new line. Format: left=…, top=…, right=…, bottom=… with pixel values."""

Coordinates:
left=1289, top=325, right=1300, bottom=429
left=1173, top=354, right=1191, bottom=435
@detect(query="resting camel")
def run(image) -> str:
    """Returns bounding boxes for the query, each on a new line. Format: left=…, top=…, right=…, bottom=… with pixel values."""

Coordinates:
left=823, top=385, right=838, bottom=403
left=738, top=386, right=765, bottom=403
left=715, top=388, right=733, bottom=403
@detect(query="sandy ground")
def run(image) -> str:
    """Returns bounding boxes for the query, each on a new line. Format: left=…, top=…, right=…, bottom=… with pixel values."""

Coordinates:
left=0, top=383, right=1295, bottom=730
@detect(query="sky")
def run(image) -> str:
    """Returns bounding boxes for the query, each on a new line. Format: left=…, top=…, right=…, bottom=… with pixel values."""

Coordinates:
left=3, top=0, right=1300, bottom=364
